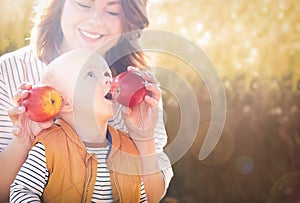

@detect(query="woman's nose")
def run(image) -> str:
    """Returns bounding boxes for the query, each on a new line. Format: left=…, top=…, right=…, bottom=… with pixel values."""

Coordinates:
left=89, top=9, right=104, bottom=26
left=88, top=8, right=103, bottom=26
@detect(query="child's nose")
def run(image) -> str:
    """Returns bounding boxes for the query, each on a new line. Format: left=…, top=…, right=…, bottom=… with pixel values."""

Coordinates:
left=105, top=77, right=112, bottom=85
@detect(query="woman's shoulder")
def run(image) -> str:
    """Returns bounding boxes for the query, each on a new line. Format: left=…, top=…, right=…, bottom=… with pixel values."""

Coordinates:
left=0, top=45, right=37, bottom=64
left=0, top=45, right=45, bottom=85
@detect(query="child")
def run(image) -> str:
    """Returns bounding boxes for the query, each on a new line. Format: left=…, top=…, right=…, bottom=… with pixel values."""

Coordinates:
left=9, top=49, right=149, bottom=202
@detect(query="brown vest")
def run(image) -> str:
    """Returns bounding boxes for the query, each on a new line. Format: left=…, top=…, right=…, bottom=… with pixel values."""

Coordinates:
left=33, top=119, right=142, bottom=203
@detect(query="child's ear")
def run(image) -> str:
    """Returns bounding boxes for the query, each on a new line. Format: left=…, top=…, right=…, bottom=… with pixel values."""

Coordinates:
left=60, top=97, right=73, bottom=113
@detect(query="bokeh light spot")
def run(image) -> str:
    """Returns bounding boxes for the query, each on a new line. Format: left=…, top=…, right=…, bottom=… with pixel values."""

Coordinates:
left=235, top=155, right=254, bottom=174
left=269, top=171, right=300, bottom=202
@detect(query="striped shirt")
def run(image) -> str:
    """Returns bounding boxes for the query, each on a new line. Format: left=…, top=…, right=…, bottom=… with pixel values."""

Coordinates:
left=10, top=142, right=148, bottom=202
left=0, top=45, right=173, bottom=193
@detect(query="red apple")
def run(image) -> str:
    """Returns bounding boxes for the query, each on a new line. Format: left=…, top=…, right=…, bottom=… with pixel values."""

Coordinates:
left=111, top=70, right=147, bottom=107
left=22, top=84, right=63, bottom=122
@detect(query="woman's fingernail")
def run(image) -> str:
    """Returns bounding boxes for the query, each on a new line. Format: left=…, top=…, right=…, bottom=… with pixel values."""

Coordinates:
left=128, top=66, right=137, bottom=71
left=25, top=83, right=32, bottom=89
left=18, top=106, right=25, bottom=111
left=21, top=90, right=27, bottom=96
left=12, top=126, right=20, bottom=134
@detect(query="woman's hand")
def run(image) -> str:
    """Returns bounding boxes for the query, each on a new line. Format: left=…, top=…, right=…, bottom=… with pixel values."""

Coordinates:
left=8, top=83, right=53, bottom=147
left=122, top=67, right=161, bottom=141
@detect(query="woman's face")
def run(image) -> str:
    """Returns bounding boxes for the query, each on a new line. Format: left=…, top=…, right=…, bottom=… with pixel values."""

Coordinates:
left=60, top=0, right=123, bottom=56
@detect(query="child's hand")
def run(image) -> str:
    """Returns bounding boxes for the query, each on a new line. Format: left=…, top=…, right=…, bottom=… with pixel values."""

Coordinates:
left=8, top=83, right=53, bottom=147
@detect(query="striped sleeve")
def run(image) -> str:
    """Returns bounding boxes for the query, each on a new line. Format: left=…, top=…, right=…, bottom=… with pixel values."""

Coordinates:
left=0, top=55, right=14, bottom=151
left=10, top=142, right=48, bottom=203
left=140, top=182, right=147, bottom=202
left=0, top=49, right=28, bottom=151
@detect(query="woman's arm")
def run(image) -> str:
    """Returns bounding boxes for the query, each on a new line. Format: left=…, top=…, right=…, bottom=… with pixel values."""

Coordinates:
left=0, top=107, right=51, bottom=202
left=10, top=142, right=48, bottom=202
left=0, top=137, right=31, bottom=202
left=120, top=80, right=173, bottom=202
left=0, top=67, right=30, bottom=201
left=134, top=138, right=166, bottom=202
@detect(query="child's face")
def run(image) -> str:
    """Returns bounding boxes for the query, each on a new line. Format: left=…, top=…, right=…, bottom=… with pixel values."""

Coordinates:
left=41, top=49, right=116, bottom=124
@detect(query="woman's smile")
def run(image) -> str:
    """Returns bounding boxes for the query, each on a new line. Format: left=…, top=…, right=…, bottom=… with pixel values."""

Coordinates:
left=79, top=28, right=102, bottom=40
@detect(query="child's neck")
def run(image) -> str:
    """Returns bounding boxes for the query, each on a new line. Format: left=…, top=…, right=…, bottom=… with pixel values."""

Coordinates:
left=79, top=122, right=108, bottom=144
left=83, top=139, right=109, bottom=148
left=73, top=119, right=108, bottom=145
left=61, top=115, right=109, bottom=145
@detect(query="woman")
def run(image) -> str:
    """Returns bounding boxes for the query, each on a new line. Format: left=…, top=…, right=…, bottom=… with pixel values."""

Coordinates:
left=0, top=0, right=173, bottom=202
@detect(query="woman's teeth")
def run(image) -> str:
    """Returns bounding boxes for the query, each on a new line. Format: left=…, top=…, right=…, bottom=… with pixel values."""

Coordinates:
left=80, top=30, right=101, bottom=39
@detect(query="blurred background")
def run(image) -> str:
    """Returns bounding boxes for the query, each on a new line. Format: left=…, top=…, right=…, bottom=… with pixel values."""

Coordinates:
left=1, top=0, right=300, bottom=202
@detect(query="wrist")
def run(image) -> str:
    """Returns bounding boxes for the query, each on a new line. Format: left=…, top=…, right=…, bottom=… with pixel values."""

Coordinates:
left=134, top=139, right=162, bottom=175
left=128, top=129, right=155, bottom=141
left=133, top=138, right=156, bottom=155
left=13, top=134, right=32, bottom=150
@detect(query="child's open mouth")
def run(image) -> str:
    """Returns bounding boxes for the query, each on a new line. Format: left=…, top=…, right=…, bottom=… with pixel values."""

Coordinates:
left=104, top=92, right=113, bottom=100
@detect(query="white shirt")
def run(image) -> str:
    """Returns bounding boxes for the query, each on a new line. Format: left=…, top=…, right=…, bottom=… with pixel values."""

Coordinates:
left=0, top=45, right=173, bottom=194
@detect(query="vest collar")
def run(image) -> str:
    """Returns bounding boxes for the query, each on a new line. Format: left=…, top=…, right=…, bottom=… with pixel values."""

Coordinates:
left=54, top=119, right=86, bottom=150
left=54, top=119, right=121, bottom=159
left=106, top=125, right=121, bottom=158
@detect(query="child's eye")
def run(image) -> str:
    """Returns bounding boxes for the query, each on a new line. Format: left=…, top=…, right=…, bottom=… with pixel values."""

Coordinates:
left=86, top=71, right=96, bottom=78
left=104, top=71, right=111, bottom=78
